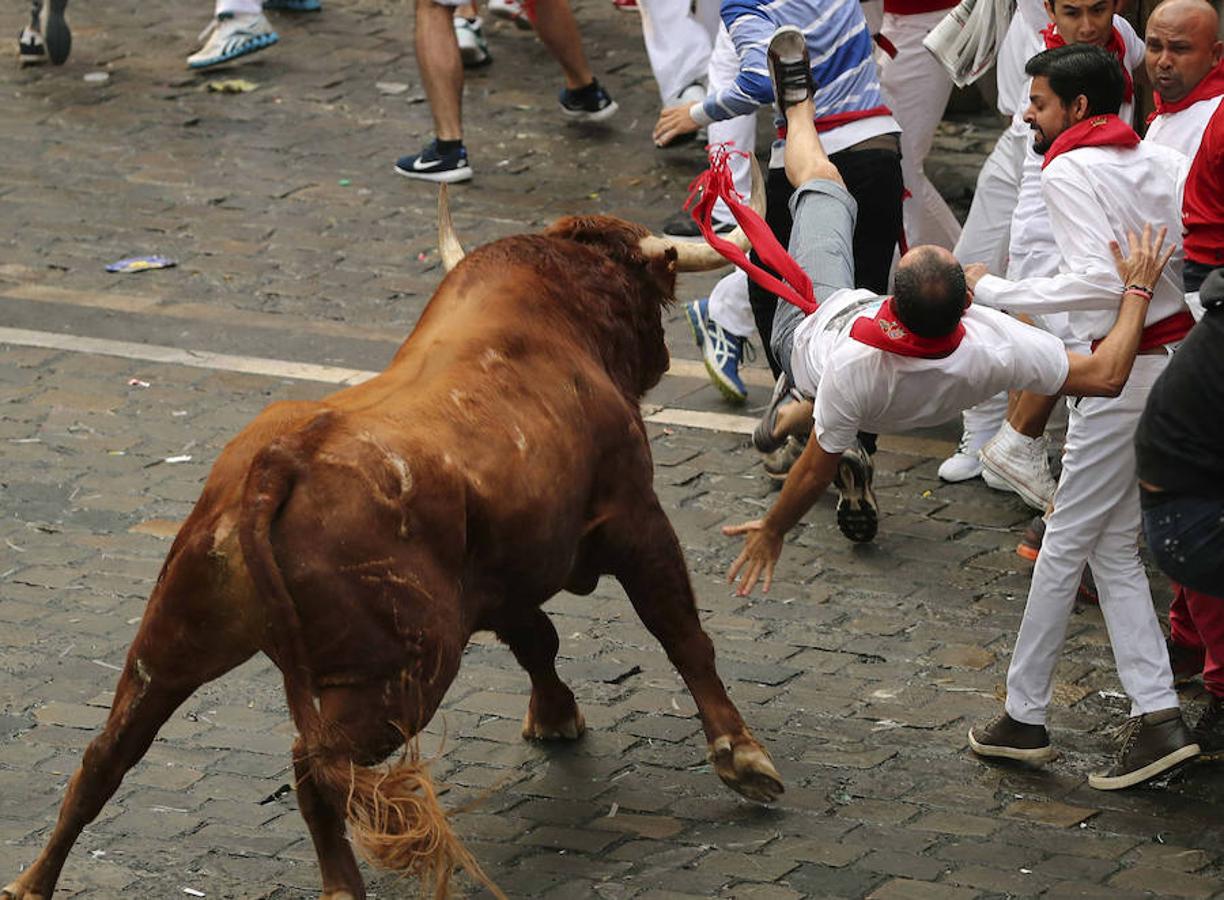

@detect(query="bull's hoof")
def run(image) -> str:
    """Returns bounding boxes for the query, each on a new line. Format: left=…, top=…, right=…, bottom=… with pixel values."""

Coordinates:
left=708, top=734, right=785, bottom=804
left=522, top=706, right=586, bottom=741
left=2, top=881, right=46, bottom=900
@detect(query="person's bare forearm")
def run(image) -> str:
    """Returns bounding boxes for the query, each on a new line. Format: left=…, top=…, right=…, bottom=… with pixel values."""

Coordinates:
left=763, top=440, right=839, bottom=536
left=1062, top=293, right=1149, bottom=397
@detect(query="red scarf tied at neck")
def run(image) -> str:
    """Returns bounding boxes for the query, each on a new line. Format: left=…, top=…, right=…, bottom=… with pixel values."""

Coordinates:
left=848, top=297, right=966, bottom=358
left=1149, top=60, right=1224, bottom=121
left=1042, top=113, right=1140, bottom=168
left=1041, top=22, right=1134, bottom=104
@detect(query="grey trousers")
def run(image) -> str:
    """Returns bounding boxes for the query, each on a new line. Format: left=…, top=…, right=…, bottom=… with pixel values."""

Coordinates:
left=770, top=178, right=860, bottom=385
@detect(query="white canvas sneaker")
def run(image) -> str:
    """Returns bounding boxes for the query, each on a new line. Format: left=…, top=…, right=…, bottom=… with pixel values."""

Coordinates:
left=979, top=422, right=1057, bottom=510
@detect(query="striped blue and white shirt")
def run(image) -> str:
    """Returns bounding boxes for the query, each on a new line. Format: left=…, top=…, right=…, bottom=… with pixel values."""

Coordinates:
left=693, top=0, right=899, bottom=155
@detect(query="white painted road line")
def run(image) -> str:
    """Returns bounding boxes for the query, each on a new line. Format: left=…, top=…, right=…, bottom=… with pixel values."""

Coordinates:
left=0, top=326, right=955, bottom=456
left=0, top=326, right=763, bottom=434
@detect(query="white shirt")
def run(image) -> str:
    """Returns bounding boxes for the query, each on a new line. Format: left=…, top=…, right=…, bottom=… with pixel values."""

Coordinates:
left=975, top=141, right=1190, bottom=343
left=995, top=0, right=1048, bottom=118
left=791, top=289, right=1070, bottom=453
left=1007, top=16, right=1145, bottom=273
left=1146, top=94, right=1224, bottom=159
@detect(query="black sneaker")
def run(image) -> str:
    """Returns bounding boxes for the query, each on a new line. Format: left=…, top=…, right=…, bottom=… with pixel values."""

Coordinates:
left=39, top=0, right=69, bottom=65
left=834, top=442, right=878, bottom=543
left=968, top=713, right=1056, bottom=765
left=1168, top=638, right=1205, bottom=686
left=559, top=79, right=618, bottom=123
left=1088, top=708, right=1200, bottom=790
left=1191, top=696, right=1224, bottom=760
left=662, top=209, right=737, bottom=239
left=393, top=140, right=473, bottom=184
left=766, top=25, right=812, bottom=119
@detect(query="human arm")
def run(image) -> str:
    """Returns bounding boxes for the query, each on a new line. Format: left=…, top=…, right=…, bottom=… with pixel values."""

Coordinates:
left=969, top=167, right=1130, bottom=314
left=722, top=437, right=842, bottom=596
left=1060, top=225, right=1176, bottom=396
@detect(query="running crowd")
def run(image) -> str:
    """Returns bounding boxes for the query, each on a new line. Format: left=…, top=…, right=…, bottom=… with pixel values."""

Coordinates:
left=17, top=0, right=1224, bottom=791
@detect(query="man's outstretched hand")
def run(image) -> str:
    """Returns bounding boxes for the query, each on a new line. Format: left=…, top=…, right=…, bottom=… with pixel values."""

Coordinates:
left=722, top=519, right=784, bottom=596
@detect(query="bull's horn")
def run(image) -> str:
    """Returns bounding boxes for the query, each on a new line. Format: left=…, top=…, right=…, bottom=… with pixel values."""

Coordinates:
left=438, top=184, right=466, bottom=272
left=640, top=155, right=767, bottom=273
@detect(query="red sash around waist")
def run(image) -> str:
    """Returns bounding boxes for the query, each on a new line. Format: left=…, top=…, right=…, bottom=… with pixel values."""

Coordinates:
left=1090, top=310, right=1195, bottom=353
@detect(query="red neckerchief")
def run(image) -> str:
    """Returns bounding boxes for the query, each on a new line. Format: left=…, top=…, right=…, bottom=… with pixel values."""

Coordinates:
left=686, top=143, right=818, bottom=314
left=1042, top=113, right=1140, bottom=169
left=1041, top=23, right=1133, bottom=103
left=848, top=296, right=965, bottom=358
left=1148, top=60, right=1224, bottom=122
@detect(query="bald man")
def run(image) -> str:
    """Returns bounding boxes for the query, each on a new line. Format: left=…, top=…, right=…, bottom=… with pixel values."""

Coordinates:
left=1146, top=0, right=1223, bottom=162
left=722, top=32, right=1176, bottom=592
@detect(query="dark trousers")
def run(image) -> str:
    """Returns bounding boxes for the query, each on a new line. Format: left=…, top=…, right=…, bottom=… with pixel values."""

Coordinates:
left=748, top=146, right=904, bottom=376
left=749, top=145, right=903, bottom=458
left=1142, top=489, right=1224, bottom=596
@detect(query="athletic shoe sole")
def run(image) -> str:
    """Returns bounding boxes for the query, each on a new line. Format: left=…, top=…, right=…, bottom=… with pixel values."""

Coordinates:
left=393, top=163, right=473, bottom=184
left=835, top=451, right=878, bottom=543
left=980, top=452, right=1052, bottom=511
left=1087, top=742, right=1200, bottom=790
left=188, top=31, right=278, bottom=69
left=967, top=727, right=1057, bottom=765
left=43, top=0, right=71, bottom=65
left=937, top=455, right=984, bottom=483
left=560, top=100, right=619, bottom=123
left=490, top=6, right=533, bottom=29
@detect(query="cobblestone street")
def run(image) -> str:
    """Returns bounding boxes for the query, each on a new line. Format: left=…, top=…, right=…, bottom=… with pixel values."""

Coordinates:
left=2, top=1, right=1223, bottom=897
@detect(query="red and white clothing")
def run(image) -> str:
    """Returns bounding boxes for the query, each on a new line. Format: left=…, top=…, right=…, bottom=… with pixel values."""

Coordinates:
left=974, top=136, right=1189, bottom=726
left=878, top=0, right=962, bottom=250
left=791, top=288, right=1068, bottom=453
left=1006, top=16, right=1144, bottom=284
left=1183, top=95, right=1224, bottom=272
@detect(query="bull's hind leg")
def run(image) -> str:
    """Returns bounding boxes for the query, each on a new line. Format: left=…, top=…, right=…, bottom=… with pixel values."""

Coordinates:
left=494, top=609, right=585, bottom=740
left=606, top=504, right=783, bottom=803
left=2, top=545, right=258, bottom=899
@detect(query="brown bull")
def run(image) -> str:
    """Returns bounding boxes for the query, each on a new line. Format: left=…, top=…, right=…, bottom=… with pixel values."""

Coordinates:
left=3, top=183, right=782, bottom=900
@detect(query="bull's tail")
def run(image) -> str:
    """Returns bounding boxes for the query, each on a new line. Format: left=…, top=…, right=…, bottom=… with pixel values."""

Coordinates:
left=238, top=423, right=501, bottom=899
left=317, top=747, right=502, bottom=899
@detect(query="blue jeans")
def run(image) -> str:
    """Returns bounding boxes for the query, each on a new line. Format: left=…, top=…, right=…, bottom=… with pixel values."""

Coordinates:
left=1142, top=491, right=1224, bottom=596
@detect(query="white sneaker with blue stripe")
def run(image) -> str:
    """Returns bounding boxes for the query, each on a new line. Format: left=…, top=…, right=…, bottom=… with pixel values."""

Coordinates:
left=188, top=12, right=278, bottom=70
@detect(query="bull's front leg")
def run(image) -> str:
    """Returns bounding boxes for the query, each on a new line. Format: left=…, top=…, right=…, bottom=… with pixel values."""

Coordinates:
left=605, top=504, right=783, bottom=803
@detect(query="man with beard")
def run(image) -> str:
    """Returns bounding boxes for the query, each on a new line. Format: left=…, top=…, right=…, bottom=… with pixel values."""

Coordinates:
left=968, top=44, right=1199, bottom=789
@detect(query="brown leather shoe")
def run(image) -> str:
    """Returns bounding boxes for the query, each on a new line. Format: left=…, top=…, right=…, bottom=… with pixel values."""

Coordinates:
left=1088, top=708, right=1200, bottom=790
left=968, top=713, right=1056, bottom=764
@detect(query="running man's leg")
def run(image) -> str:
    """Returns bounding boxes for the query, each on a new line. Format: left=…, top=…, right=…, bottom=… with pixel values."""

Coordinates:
left=769, top=98, right=857, bottom=379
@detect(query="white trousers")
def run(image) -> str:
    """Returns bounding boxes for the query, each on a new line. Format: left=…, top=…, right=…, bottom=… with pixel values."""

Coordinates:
left=878, top=10, right=961, bottom=251
left=637, top=0, right=719, bottom=104
left=218, top=0, right=262, bottom=14
left=954, top=127, right=1026, bottom=274
left=705, top=25, right=758, bottom=340
left=1006, top=354, right=1180, bottom=724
